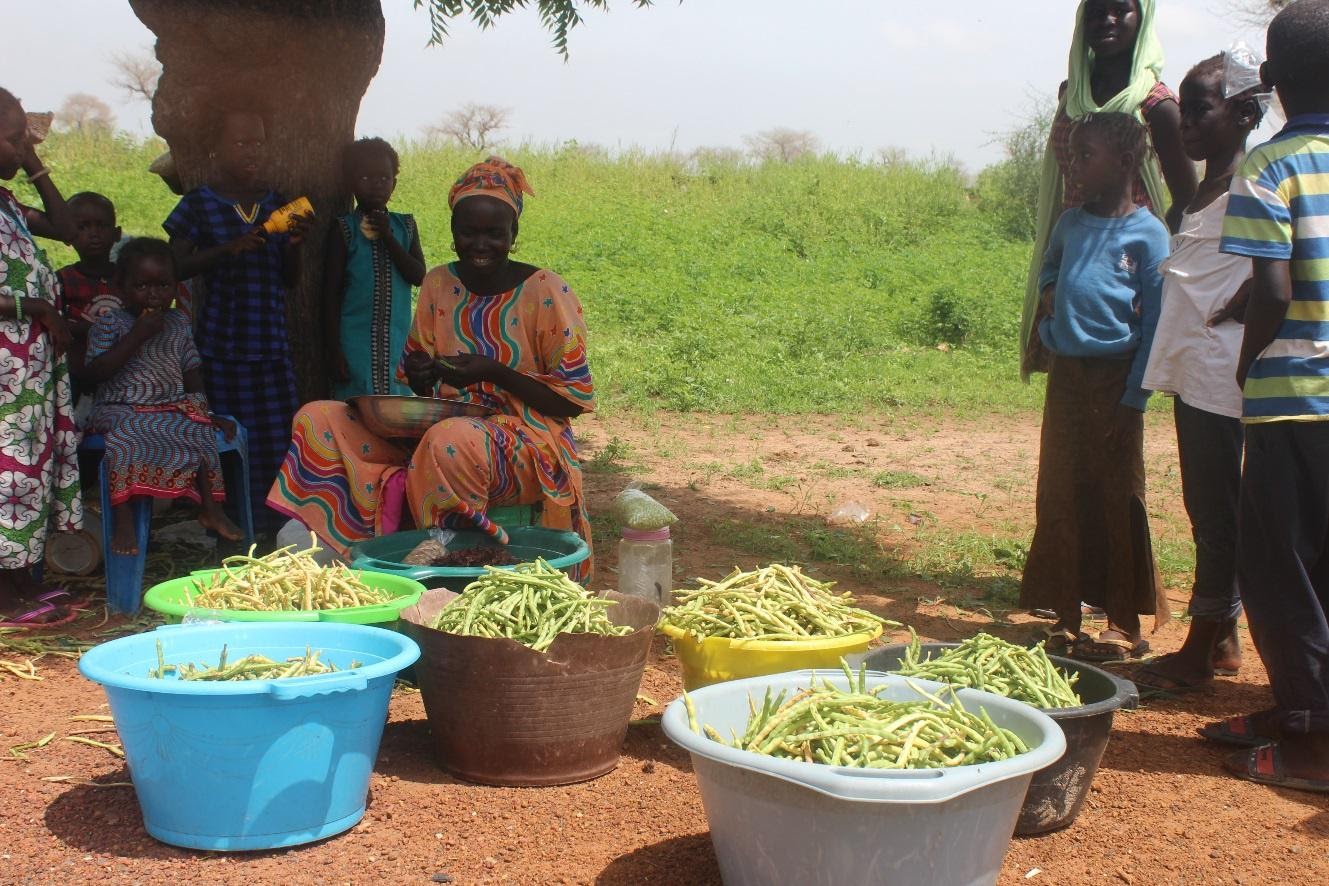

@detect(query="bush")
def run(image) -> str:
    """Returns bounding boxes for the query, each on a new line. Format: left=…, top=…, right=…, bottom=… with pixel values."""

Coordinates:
left=973, top=97, right=1055, bottom=241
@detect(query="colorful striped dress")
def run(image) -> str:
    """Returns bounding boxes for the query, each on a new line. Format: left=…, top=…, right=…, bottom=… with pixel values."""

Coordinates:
left=269, top=265, right=595, bottom=577
left=0, top=189, right=82, bottom=569
left=86, top=308, right=223, bottom=506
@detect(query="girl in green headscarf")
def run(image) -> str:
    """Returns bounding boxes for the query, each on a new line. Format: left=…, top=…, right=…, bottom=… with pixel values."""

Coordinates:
left=1020, top=0, right=1196, bottom=379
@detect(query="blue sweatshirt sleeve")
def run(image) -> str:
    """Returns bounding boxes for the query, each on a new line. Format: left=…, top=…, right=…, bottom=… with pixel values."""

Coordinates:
left=1037, top=211, right=1069, bottom=293
left=1121, top=224, right=1168, bottom=410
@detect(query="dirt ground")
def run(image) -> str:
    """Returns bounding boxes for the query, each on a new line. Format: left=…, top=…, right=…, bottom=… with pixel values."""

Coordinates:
left=3, top=410, right=1328, bottom=885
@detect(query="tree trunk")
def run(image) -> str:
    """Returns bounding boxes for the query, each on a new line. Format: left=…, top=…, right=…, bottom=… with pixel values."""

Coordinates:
left=128, top=0, right=385, bottom=402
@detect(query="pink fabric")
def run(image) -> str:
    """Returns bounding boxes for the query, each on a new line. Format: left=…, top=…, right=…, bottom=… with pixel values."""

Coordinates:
left=378, top=469, right=407, bottom=536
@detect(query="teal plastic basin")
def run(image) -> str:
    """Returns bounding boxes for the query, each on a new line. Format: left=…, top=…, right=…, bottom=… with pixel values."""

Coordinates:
left=78, top=622, right=419, bottom=851
left=349, top=526, right=589, bottom=590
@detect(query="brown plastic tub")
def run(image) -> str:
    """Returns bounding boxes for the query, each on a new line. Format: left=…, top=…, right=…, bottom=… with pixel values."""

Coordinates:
left=401, top=589, right=659, bottom=787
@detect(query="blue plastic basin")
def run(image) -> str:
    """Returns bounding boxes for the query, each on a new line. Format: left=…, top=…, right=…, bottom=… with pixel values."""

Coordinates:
left=78, top=623, right=420, bottom=851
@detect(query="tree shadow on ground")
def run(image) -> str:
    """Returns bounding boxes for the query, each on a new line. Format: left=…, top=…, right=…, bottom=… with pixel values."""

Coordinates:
left=596, top=832, right=721, bottom=885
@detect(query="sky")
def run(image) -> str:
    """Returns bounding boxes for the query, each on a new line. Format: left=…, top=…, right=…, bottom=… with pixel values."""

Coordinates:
left=9, top=0, right=1273, bottom=171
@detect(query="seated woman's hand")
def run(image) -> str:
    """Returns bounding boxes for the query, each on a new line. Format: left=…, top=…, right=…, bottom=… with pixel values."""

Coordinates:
left=437, top=352, right=503, bottom=389
left=403, top=350, right=441, bottom=394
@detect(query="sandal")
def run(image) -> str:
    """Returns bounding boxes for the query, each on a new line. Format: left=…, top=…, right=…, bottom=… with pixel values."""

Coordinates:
left=1073, top=631, right=1150, bottom=663
left=0, top=601, right=78, bottom=630
left=1030, top=626, right=1082, bottom=655
left=1199, top=711, right=1282, bottom=748
left=1224, top=744, right=1329, bottom=794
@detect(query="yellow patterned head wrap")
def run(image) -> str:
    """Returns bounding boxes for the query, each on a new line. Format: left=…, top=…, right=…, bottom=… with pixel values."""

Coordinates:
left=448, top=156, right=534, bottom=217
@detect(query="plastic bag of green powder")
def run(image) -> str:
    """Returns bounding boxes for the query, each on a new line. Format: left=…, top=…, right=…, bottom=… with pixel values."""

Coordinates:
left=611, top=488, right=677, bottom=531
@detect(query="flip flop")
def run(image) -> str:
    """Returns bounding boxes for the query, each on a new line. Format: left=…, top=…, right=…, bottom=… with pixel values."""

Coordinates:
left=1081, top=602, right=1106, bottom=617
left=1199, top=711, right=1282, bottom=748
left=0, top=597, right=80, bottom=631
left=1224, top=744, right=1329, bottom=794
left=1073, top=632, right=1150, bottom=663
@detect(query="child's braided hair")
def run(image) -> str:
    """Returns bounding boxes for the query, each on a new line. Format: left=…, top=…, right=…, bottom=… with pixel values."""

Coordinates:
left=1071, top=112, right=1149, bottom=173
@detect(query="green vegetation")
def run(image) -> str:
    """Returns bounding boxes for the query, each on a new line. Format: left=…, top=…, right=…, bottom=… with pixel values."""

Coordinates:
left=19, top=132, right=1043, bottom=416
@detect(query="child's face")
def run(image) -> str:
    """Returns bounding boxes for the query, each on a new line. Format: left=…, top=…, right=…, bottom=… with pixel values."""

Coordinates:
left=70, top=204, right=120, bottom=263
left=451, top=196, right=516, bottom=280
left=350, top=153, right=396, bottom=212
left=1069, top=128, right=1128, bottom=200
left=123, top=255, right=176, bottom=313
left=1084, top=0, right=1140, bottom=60
left=215, top=112, right=266, bottom=189
left=0, top=102, right=28, bottom=181
left=1179, top=72, right=1247, bottom=164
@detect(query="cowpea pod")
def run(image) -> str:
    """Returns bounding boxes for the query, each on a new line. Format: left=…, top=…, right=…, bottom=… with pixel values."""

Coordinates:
left=184, top=535, right=391, bottom=612
left=894, top=630, right=1081, bottom=709
left=431, top=558, right=632, bottom=653
left=662, top=563, right=896, bottom=641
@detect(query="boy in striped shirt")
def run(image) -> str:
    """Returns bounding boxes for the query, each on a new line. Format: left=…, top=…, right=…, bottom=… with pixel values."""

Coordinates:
left=1215, top=0, right=1329, bottom=792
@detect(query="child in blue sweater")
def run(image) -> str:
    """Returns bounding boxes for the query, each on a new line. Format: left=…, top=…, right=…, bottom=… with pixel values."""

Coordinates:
left=1020, top=111, right=1171, bottom=663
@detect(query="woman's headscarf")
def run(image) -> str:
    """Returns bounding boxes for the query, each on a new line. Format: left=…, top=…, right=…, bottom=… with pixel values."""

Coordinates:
left=1019, top=0, right=1170, bottom=379
left=448, top=156, right=535, bottom=217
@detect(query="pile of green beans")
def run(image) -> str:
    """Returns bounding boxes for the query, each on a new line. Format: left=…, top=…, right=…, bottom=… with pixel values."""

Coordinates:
left=662, top=564, right=892, bottom=641
left=432, top=559, right=632, bottom=652
left=148, top=640, right=358, bottom=681
left=894, top=631, right=1082, bottom=708
left=185, top=536, right=391, bottom=611
left=686, top=662, right=1028, bottom=768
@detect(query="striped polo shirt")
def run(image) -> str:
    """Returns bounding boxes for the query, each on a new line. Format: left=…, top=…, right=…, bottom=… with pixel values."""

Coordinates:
left=1221, top=114, right=1329, bottom=422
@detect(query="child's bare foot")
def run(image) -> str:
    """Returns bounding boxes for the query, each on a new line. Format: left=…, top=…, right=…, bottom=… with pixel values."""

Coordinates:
left=110, top=503, right=140, bottom=556
left=198, top=504, right=244, bottom=542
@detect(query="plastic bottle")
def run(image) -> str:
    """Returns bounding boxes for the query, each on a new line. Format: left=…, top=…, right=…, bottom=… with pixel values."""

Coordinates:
left=618, top=526, right=672, bottom=607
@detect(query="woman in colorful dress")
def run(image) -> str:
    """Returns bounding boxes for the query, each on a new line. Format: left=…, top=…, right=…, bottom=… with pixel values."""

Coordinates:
left=269, top=158, right=595, bottom=577
left=0, top=88, right=81, bottom=624
left=84, top=238, right=243, bottom=556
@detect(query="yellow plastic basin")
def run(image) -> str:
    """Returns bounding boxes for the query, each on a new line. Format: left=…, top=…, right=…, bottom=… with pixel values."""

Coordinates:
left=660, top=622, right=884, bottom=690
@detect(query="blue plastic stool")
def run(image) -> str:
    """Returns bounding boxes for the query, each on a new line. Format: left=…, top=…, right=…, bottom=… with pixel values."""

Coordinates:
left=79, top=417, right=254, bottom=614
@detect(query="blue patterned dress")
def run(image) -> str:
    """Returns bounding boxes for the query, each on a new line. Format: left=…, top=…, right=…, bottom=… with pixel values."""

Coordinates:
left=164, top=188, right=297, bottom=530
left=86, top=309, right=223, bottom=505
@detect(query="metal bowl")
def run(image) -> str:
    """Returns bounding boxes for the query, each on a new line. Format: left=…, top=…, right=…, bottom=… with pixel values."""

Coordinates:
left=347, top=395, right=494, bottom=441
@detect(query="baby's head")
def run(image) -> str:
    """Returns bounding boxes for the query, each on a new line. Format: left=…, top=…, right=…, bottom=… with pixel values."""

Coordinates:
left=1264, top=0, right=1329, bottom=115
left=67, top=192, right=120, bottom=264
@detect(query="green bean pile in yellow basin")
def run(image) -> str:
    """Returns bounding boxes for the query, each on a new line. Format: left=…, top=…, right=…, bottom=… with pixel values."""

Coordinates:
left=432, top=558, right=633, bottom=652
left=685, top=663, right=1028, bottom=768
left=185, top=538, right=391, bottom=611
left=661, top=563, right=894, bottom=640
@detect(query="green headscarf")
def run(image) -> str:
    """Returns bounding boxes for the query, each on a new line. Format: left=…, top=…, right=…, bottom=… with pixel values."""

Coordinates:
left=1019, top=0, right=1172, bottom=379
